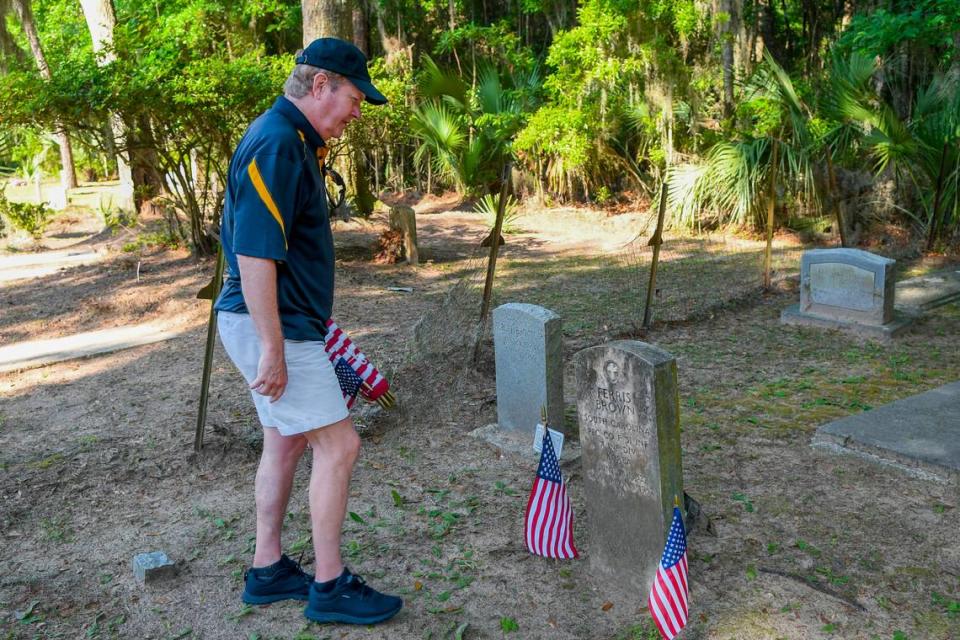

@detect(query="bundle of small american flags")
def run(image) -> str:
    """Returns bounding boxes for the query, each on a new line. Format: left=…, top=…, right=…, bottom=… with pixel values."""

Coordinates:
left=323, top=319, right=395, bottom=409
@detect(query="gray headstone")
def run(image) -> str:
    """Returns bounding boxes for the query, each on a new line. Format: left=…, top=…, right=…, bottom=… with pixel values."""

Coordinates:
left=801, top=248, right=894, bottom=324
left=132, top=551, right=176, bottom=584
left=493, top=303, right=563, bottom=434
left=573, top=341, right=684, bottom=595
left=782, top=248, right=913, bottom=339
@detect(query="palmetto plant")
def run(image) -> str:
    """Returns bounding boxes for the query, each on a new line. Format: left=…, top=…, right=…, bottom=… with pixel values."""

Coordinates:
left=668, top=50, right=817, bottom=232
left=411, top=56, right=534, bottom=197
left=411, top=99, right=467, bottom=193
left=870, top=78, right=959, bottom=248
left=821, top=52, right=960, bottom=248
left=474, top=192, right=521, bottom=234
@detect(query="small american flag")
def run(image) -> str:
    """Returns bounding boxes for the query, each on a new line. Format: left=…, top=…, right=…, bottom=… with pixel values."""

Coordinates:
left=524, top=428, right=578, bottom=559
left=333, top=358, right=364, bottom=400
left=323, top=319, right=394, bottom=409
left=648, top=506, right=689, bottom=639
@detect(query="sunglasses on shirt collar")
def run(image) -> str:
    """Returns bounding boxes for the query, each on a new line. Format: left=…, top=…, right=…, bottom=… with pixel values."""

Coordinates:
left=316, top=145, right=347, bottom=212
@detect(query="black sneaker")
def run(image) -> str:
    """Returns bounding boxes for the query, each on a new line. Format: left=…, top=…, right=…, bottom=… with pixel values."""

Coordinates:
left=304, top=567, right=403, bottom=625
left=242, top=555, right=313, bottom=604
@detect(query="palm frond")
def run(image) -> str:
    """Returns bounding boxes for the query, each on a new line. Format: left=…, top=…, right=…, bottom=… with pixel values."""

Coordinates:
left=411, top=100, right=467, bottom=187
left=418, top=55, right=468, bottom=110
left=865, top=105, right=918, bottom=174
left=476, top=66, right=503, bottom=115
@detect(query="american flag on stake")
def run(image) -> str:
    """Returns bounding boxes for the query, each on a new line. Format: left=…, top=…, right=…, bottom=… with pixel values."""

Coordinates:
left=524, top=424, right=578, bottom=559
left=648, top=504, right=689, bottom=639
left=323, top=319, right=395, bottom=409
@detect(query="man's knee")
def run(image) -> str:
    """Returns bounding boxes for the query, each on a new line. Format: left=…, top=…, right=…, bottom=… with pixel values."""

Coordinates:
left=262, top=429, right=308, bottom=465
left=307, top=419, right=360, bottom=467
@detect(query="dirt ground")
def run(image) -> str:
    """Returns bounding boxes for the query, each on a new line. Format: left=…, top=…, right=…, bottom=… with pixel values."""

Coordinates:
left=1, top=199, right=959, bottom=640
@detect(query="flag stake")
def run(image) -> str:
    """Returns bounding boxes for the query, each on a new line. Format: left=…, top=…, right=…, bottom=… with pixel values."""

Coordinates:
left=194, top=243, right=225, bottom=452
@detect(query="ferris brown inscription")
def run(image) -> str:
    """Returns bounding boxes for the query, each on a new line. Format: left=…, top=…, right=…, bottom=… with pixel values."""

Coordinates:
left=573, top=341, right=684, bottom=597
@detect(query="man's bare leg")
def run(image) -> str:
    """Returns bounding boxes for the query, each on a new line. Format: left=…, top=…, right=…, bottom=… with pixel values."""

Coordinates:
left=253, top=428, right=308, bottom=567
left=303, top=416, right=360, bottom=583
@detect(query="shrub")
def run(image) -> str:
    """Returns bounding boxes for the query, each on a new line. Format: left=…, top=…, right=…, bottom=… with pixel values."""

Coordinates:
left=0, top=189, right=55, bottom=239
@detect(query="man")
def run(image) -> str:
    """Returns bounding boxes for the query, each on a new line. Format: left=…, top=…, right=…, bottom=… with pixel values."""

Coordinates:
left=214, top=38, right=401, bottom=626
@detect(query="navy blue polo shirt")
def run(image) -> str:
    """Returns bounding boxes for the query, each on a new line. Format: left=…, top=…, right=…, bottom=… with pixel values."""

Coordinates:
left=215, top=96, right=335, bottom=341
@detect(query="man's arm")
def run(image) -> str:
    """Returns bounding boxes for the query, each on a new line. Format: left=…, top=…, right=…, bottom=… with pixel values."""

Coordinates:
left=238, top=255, right=287, bottom=402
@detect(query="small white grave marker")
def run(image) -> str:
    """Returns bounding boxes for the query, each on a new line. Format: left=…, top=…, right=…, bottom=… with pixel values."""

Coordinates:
left=532, top=423, right=565, bottom=460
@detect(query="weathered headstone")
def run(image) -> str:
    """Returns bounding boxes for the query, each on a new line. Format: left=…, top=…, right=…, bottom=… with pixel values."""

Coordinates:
left=388, top=205, right=419, bottom=265
left=493, top=303, right=564, bottom=435
left=573, top=341, right=683, bottom=595
left=781, top=248, right=912, bottom=339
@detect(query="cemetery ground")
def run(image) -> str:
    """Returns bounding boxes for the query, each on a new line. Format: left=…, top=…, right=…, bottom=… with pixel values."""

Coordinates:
left=1, top=193, right=959, bottom=640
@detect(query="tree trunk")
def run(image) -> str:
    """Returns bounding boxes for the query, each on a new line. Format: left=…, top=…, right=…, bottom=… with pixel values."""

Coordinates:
left=79, top=0, right=139, bottom=210
left=825, top=153, right=848, bottom=247
left=759, top=0, right=778, bottom=63
left=11, top=0, right=77, bottom=189
left=0, top=1, right=26, bottom=73
left=926, top=142, right=950, bottom=251
left=720, top=0, right=735, bottom=120
left=734, top=0, right=750, bottom=75
left=302, top=0, right=378, bottom=215
left=302, top=0, right=351, bottom=44
left=352, top=0, right=368, bottom=55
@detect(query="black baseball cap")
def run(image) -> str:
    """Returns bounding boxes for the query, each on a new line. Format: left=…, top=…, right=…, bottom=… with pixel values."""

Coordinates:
left=295, top=38, right=387, bottom=106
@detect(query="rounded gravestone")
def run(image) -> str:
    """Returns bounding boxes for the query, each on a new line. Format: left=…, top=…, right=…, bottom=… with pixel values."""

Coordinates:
left=493, top=303, right=564, bottom=435
left=573, top=340, right=684, bottom=596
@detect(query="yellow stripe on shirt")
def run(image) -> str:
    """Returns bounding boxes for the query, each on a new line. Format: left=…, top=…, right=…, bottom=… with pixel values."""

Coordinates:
left=247, top=158, right=288, bottom=250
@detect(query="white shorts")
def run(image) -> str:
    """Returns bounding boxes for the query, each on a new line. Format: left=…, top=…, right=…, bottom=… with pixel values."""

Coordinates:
left=217, top=311, right=349, bottom=436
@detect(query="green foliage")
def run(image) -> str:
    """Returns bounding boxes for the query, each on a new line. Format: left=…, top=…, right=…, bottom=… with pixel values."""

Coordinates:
left=411, top=54, right=533, bottom=196
left=0, top=0, right=286, bottom=255
left=121, top=231, right=183, bottom=253
left=474, top=193, right=521, bottom=234
left=0, top=0, right=953, bottom=244
left=0, top=189, right=55, bottom=239
left=499, top=616, right=519, bottom=633
left=838, top=0, right=960, bottom=63
left=669, top=51, right=819, bottom=230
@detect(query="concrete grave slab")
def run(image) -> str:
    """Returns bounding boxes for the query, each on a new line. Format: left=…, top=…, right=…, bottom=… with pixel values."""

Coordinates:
left=468, top=422, right=581, bottom=464
left=895, top=269, right=960, bottom=316
left=813, top=381, right=960, bottom=483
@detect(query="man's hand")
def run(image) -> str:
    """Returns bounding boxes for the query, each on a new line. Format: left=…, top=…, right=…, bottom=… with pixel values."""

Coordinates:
left=250, top=343, right=287, bottom=402
left=237, top=254, right=287, bottom=402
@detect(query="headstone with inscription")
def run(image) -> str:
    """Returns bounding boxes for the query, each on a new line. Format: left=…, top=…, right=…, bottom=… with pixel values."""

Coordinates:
left=573, top=341, right=683, bottom=596
left=781, top=248, right=912, bottom=339
left=493, top=303, right=564, bottom=435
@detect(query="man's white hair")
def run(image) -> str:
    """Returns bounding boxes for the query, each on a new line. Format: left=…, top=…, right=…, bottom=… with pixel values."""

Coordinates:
left=284, top=63, right=345, bottom=98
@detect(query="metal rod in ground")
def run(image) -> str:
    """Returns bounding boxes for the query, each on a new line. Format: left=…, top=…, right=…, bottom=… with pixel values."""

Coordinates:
left=763, top=140, right=779, bottom=290
left=642, top=179, right=669, bottom=331
left=194, top=244, right=225, bottom=452
left=473, top=161, right=513, bottom=365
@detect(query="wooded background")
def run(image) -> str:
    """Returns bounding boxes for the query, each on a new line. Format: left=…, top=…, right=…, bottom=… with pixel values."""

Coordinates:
left=0, top=0, right=957, bottom=254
